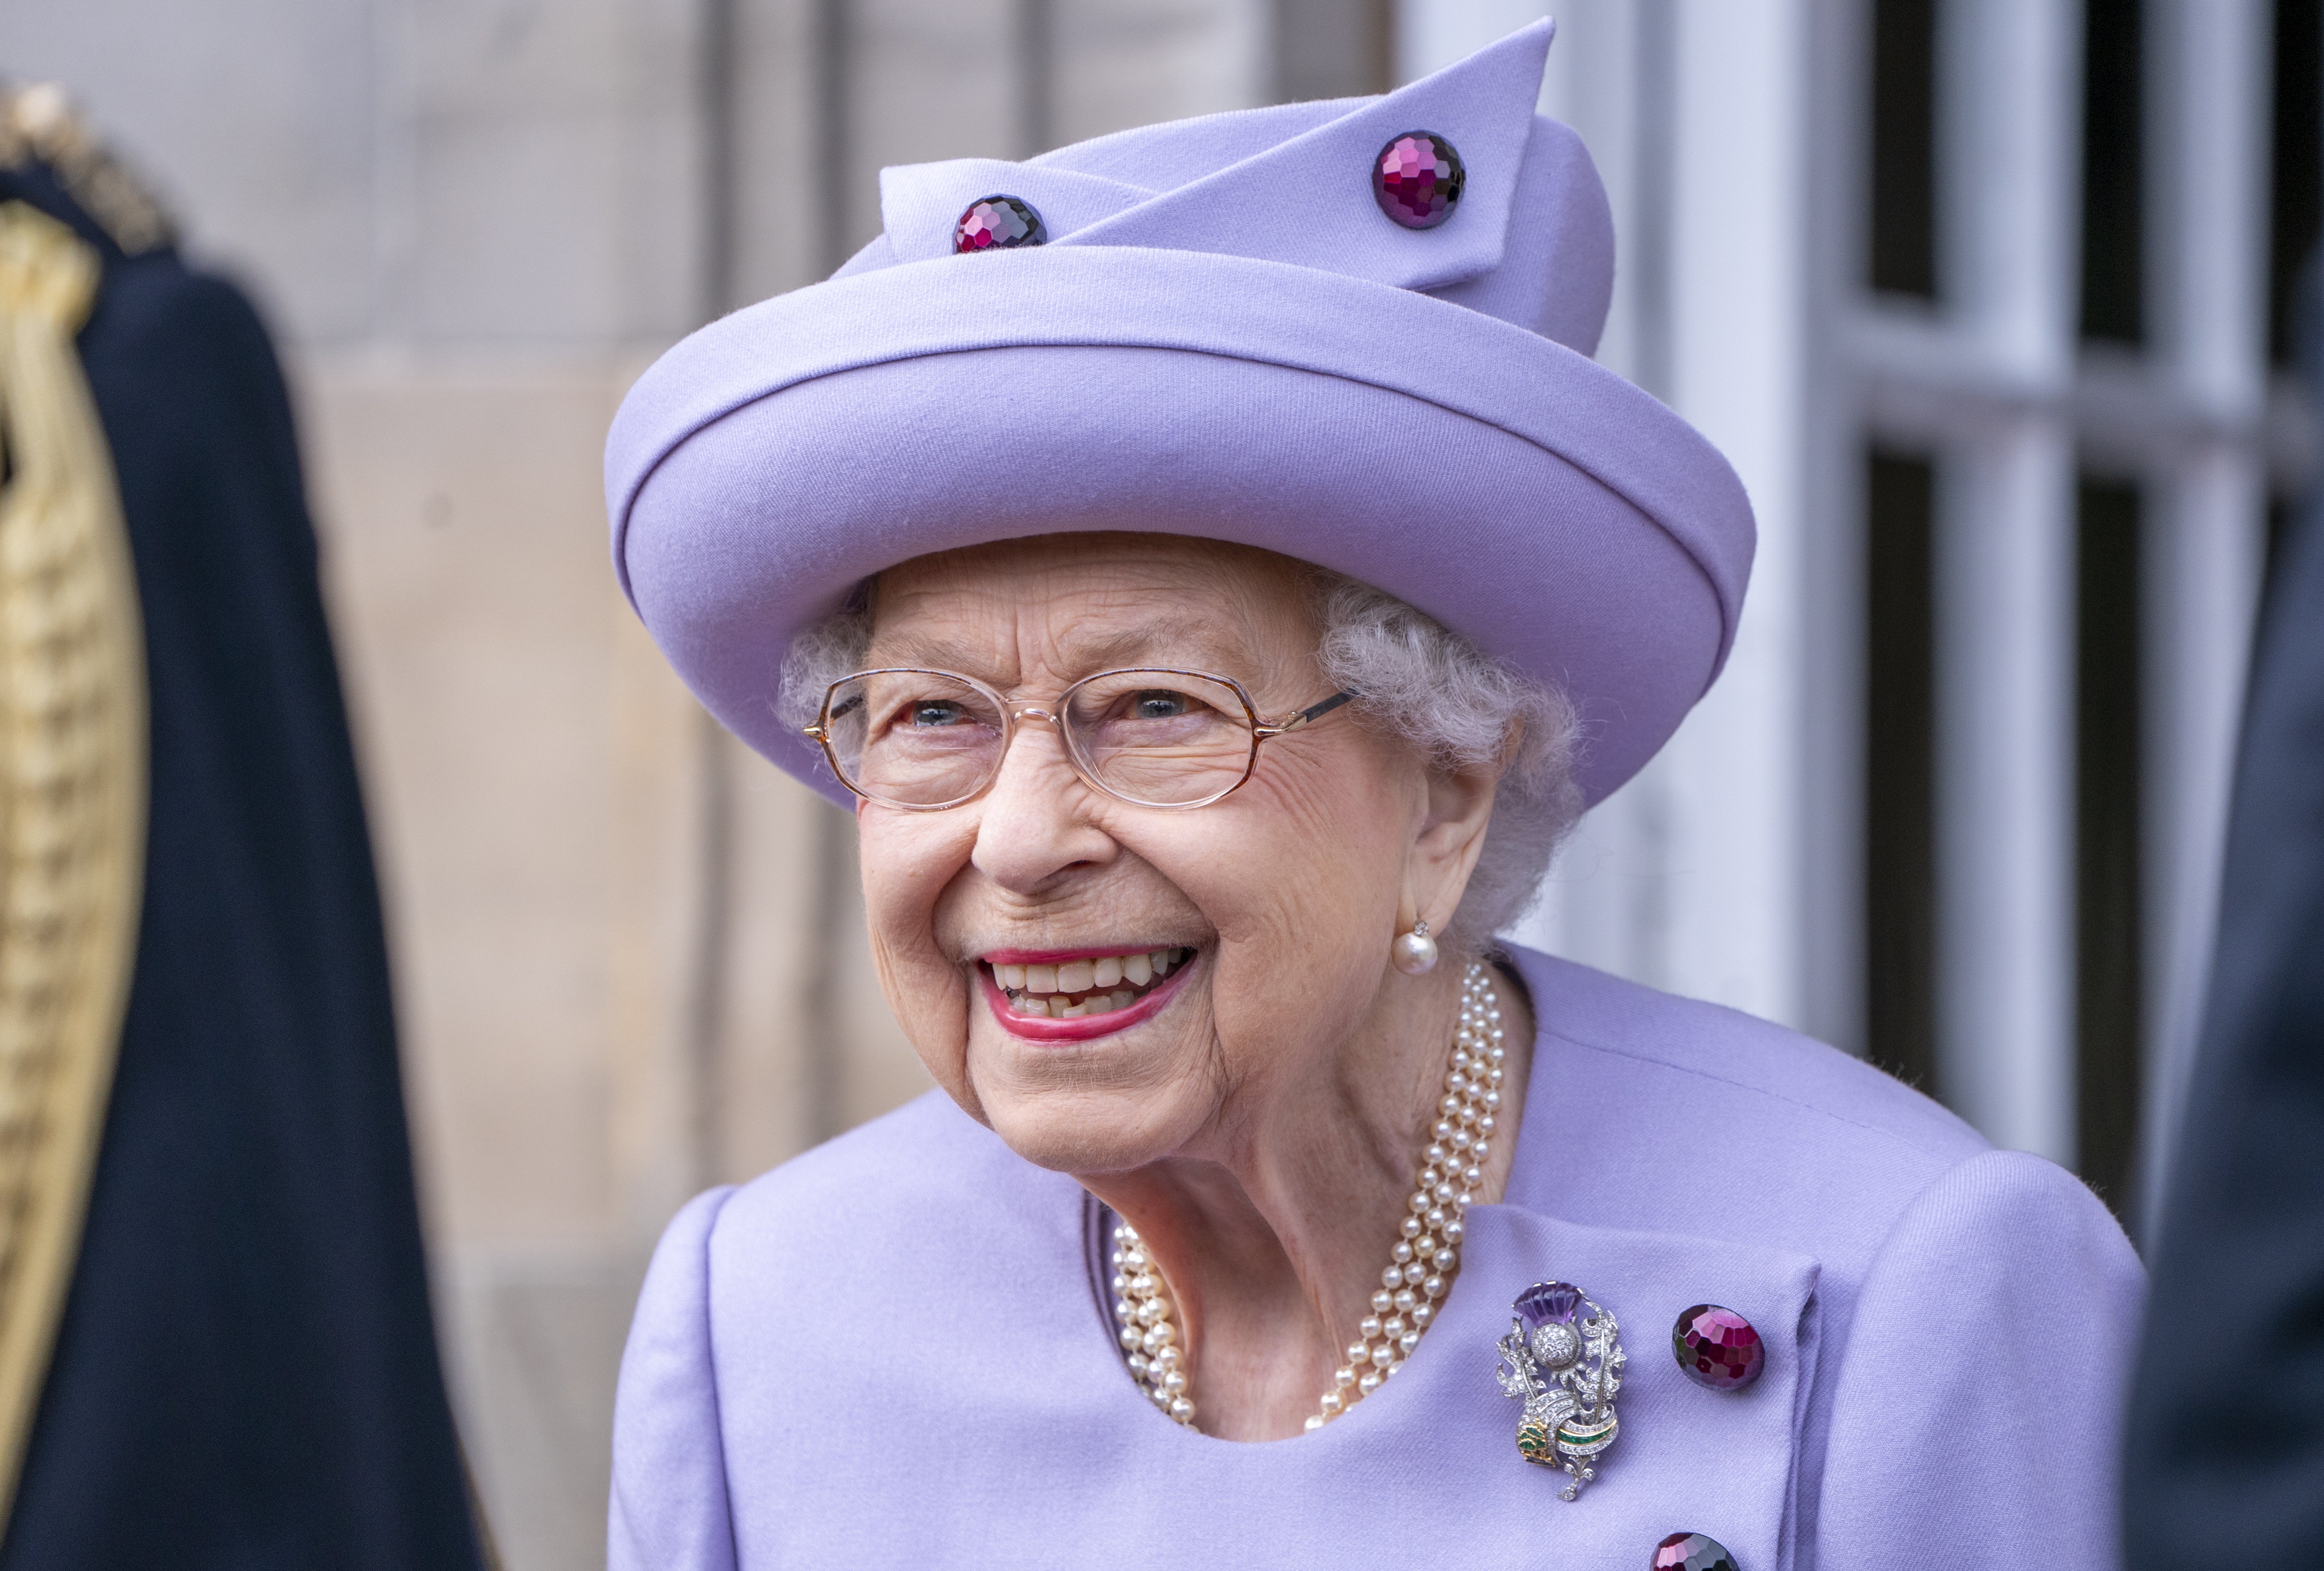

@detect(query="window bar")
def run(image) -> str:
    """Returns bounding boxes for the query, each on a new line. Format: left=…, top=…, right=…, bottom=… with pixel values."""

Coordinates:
left=2138, top=0, right=2271, bottom=1232
left=1930, top=0, right=2082, bottom=1163
left=1937, top=433, right=2079, bottom=1163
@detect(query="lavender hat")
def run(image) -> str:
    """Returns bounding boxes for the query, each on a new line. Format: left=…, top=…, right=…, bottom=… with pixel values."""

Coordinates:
left=606, top=21, right=1753, bottom=808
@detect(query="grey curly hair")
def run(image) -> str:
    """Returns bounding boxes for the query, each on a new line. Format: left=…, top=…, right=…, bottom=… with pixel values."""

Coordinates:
left=778, top=569, right=1584, bottom=953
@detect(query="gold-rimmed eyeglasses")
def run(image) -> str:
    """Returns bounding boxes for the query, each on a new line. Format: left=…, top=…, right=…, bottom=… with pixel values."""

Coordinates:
left=802, top=666, right=1358, bottom=811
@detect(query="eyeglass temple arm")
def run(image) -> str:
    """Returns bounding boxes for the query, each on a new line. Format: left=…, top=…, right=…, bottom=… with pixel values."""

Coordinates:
left=1255, top=689, right=1358, bottom=738
left=801, top=692, right=864, bottom=740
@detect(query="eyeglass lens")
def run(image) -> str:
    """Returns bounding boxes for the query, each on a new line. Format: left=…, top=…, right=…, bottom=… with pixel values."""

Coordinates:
left=823, top=669, right=1259, bottom=808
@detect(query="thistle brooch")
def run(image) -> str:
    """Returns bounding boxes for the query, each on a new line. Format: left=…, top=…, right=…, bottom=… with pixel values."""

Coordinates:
left=1494, top=1280, right=1626, bottom=1499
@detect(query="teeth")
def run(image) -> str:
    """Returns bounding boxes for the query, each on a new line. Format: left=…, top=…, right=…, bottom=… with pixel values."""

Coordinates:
left=990, top=948, right=1197, bottom=1018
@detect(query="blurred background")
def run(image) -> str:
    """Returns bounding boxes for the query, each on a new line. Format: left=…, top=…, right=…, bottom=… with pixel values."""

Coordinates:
left=0, top=0, right=2309, bottom=1563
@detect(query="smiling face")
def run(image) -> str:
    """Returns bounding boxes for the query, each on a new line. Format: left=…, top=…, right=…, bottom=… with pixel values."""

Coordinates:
left=853, top=533, right=1479, bottom=1177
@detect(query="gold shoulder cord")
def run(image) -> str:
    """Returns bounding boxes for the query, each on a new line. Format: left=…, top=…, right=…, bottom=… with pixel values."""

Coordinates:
left=0, top=199, right=147, bottom=1521
left=0, top=85, right=174, bottom=258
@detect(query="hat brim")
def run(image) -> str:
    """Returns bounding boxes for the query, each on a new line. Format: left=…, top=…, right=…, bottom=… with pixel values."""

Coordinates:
left=609, top=246, right=1754, bottom=809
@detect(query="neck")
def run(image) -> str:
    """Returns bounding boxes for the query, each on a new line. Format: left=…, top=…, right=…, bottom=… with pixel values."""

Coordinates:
left=1080, top=958, right=1535, bottom=1441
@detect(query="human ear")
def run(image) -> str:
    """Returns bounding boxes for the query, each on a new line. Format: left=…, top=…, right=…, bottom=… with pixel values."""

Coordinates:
left=1397, top=721, right=1516, bottom=934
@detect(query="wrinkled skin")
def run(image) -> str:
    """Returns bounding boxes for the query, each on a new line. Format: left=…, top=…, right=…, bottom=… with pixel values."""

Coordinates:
left=853, top=532, right=1534, bottom=1441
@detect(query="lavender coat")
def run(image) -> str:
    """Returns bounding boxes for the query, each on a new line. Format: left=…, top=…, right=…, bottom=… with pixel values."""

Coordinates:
left=611, top=946, right=2143, bottom=1569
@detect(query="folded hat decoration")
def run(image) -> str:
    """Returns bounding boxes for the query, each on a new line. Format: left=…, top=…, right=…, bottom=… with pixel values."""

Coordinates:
left=874, top=19, right=1550, bottom=294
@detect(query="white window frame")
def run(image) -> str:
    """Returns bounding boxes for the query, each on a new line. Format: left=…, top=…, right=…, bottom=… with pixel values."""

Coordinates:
left=1409, top=0, right=2282, bottom=1234
left=1839, top=0, right=2274, bottom=1223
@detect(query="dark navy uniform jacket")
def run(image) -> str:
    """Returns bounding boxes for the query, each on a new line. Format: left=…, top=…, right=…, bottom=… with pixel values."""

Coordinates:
left=0, top=155, right=480, bottom=1570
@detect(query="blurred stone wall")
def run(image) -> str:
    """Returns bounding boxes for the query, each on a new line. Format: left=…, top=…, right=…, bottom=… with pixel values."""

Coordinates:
left=0, top=0, right=1294, bottom=1562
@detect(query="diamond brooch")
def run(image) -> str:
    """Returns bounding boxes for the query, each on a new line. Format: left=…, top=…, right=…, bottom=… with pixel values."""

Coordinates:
left=1493, top=1280, right=1626, bottom=1499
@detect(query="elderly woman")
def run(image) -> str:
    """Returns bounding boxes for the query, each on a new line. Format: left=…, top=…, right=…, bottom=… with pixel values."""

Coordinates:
left=604, top=24, right=2139, bottom=1571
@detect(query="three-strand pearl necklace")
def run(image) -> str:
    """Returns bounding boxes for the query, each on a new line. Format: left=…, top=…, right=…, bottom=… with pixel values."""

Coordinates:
left=1110, top=961, right=1505, bottom=1431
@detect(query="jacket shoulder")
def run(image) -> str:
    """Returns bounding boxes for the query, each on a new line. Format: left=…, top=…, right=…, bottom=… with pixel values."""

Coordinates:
left=1504, top=948, right=1995, bottom=1275
left=1514, top=947, right=1984, bottom=1162
left=711, top=1090, right=1075, bottom=1260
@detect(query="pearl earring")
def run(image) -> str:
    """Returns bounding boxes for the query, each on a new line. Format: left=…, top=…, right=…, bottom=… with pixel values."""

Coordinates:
left=1391, top=919, right=1439, bottom=976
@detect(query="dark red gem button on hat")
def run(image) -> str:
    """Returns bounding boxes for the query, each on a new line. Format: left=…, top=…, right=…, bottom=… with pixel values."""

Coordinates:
left=1672, top=1304, right=1764, bottom=1391
left=953, top=195, right=1047, bottom=254
left=1653, top=1531, right=1739, bottom=1571
left=1372, top=131, right=1465, bottom=229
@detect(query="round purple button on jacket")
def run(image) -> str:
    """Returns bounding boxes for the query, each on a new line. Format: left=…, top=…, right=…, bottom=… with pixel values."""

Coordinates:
left=1673, top=1303, right=1764, bottom=1391
left=1654, top=1530, right=1740, bottom=1571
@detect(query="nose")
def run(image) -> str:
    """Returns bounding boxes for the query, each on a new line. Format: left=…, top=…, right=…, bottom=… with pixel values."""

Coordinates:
left=969, top=709, right=1116, bottom=894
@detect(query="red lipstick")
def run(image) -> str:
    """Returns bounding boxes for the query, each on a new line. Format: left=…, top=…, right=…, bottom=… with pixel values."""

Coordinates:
left=977, top=956, right=1195, bottom=1042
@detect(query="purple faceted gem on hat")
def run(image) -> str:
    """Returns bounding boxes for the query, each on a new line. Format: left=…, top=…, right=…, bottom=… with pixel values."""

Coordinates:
left=1653, top=1531, right=1739, bottom=1571
left=1514, top=1281, right=1584, bottom=1328
left=1673, top=1304, right=1764, bottom=1391
left=953, top=195, right=1047, bottom=254
left=1373, top=131, right=1465, bottom=230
